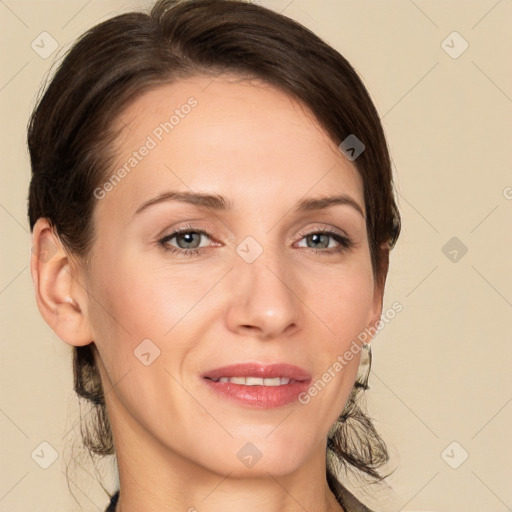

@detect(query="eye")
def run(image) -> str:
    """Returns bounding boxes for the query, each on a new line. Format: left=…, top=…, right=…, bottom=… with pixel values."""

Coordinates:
left=157, top=224, right=355, bottom=257
left=158, top=224, right=215, bottom=256
left=296, top=227, right=355, bottom=254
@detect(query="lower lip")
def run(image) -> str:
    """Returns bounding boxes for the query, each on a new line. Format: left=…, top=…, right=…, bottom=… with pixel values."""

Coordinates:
left=202, top=378, right=311, bottom=408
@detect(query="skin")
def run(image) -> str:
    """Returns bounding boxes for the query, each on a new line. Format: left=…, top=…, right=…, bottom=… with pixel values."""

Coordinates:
left=31, top=74, right=387, bottom=512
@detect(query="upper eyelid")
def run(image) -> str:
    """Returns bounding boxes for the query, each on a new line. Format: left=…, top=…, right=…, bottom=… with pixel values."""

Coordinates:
left=160, top=226, right=213, bottom=243
left=297, top=225, right=349, bottom=238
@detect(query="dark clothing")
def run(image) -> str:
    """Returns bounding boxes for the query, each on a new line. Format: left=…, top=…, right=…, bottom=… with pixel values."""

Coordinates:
left=105, top=490, right=119, bottom=512
left=329, top=474, right=375, bottom=512
left=335, top=485, right=375, bottom=512
left=104, top=483, right=374, bottom=512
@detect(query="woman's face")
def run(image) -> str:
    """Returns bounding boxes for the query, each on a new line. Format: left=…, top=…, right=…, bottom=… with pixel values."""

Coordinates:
left=82, top=74, right=383, bottom=477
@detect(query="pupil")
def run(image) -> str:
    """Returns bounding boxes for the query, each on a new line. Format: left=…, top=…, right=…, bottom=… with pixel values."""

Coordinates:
left=179, top=232, right=199, bottom=248
left=310, top=233, right=328, bottom=248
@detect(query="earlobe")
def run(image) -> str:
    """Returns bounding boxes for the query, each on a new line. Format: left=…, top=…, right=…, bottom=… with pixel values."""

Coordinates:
left=30, top=218, right=93, bottom=347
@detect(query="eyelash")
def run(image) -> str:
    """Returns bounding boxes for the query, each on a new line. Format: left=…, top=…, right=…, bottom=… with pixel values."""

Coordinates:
left=157, top=224, right=355, bottom=257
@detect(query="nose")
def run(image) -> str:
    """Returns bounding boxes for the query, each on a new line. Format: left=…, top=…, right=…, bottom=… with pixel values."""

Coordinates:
left=224, top=245, right=302, bottom=340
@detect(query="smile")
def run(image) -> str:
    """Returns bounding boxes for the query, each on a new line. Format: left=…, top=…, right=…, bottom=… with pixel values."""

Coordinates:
left=205, top=376, right=292, bottom=386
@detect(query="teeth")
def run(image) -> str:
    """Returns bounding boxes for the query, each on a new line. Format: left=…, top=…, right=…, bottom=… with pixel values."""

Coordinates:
left=214, top=376, right=291, bottom=386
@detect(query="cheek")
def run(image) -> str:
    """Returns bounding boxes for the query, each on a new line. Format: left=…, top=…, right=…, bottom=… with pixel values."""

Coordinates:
left=312, top=262, right=375, bottom=348
left=84, top=253, right=157, bottom=361
left=88, top=253, right=171, bottom=334
left=86, top=254, right=209, bottom=382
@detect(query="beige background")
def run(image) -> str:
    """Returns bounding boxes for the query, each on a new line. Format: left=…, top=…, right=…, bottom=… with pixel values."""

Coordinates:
left=1, top=0, right=511, bottom=510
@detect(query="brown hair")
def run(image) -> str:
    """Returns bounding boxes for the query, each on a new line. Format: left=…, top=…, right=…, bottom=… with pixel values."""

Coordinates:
left=27, top=0, right=400, bottom=506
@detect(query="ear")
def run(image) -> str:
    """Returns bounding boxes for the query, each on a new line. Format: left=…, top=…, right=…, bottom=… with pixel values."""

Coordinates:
left=365, top=243, right=390, bottom=343
left=30, top=218, right=93, bottom=347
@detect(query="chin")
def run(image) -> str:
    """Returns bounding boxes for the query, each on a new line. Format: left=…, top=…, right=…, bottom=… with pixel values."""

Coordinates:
left=195, top=438, right=310, bottom=478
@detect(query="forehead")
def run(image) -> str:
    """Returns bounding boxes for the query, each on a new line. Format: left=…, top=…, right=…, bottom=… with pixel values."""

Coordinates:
left=96, top=74, right=364, bottom=220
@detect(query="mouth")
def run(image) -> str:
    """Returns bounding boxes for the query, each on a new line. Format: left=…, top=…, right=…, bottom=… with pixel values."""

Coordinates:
left=201, top=362, right=312, bottom=382
left=201, top=362, right=312, bottom=408
left=204, top=376, right=298, bottom=386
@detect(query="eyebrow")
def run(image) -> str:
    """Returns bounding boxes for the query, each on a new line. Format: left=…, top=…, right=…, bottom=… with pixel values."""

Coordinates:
left=134, top=190, right=365, bottom=218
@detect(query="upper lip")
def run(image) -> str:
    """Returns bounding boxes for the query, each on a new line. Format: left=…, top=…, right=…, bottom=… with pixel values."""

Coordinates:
left=202, top=363, right=312, bottom=382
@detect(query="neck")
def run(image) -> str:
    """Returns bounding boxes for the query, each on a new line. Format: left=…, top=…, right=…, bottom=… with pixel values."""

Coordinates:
left=115, top=480, right=343, bottom=512
left=110, top=413, right=344, bottom=512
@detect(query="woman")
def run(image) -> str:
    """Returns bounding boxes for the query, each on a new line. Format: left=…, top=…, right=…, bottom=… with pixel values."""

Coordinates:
left=27, top=1, right=401, bottom=511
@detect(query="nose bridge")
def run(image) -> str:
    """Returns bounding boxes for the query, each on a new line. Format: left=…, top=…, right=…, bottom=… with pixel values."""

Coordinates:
left=225, top=234, right=301, bottom=338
